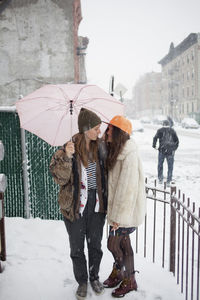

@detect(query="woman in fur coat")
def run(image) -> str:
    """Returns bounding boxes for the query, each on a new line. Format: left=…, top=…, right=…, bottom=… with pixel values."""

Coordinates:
left=50, top=108, right=107, bottom=300
left=103, top=115, right=146, bottom=298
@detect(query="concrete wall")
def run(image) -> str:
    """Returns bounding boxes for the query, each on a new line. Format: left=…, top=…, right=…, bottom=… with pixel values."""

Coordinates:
left=0, top=0, right=86, bottom=105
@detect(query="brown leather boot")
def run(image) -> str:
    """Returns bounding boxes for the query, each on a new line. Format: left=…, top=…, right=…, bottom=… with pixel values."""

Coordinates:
left=111, top=273, right=137, bottom=297
left=103, top=263, right=123, bottom=288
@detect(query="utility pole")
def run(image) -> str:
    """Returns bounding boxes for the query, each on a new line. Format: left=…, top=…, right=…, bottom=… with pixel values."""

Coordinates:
left=109, top=75, right=114, bottom=96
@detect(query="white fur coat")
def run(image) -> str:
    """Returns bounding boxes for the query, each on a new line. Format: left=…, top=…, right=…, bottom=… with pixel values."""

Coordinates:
left=107, top=138, right=147, bottom=227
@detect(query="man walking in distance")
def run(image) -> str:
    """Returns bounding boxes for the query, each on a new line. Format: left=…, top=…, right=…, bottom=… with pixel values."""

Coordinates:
left=152, top=119, right=179, bottom=186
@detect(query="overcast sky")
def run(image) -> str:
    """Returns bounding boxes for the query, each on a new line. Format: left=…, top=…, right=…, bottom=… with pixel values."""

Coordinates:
left=79, top=0, right=200, bottom=97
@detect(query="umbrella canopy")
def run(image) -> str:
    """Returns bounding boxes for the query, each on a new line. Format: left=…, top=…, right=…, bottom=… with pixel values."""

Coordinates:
left=16, top=84, right=124, bottom=146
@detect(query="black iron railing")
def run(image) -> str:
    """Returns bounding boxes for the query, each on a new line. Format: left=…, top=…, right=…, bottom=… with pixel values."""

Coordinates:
left=134, top=178, right=200, bottom=300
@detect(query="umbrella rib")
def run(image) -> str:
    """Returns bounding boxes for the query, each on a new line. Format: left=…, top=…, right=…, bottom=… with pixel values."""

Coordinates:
left=73, top=84, right=96, bottom=104
left=76, top=97, right=123, bottom=105
left=18, top=84, right=70, bottom=103
left=83, top=105, right=111, bottom=122
left=53, top=110, right=69, bottom=146
left=17, top=96, right=64, bottom=103
left=56, top=86, right=70, bottom=102
left=19, top=103, right=70, bottom=127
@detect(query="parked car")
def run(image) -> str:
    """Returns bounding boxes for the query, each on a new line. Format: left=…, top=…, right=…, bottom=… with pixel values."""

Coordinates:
left=140, top=116, right=151, bottom=124
left=181, top=118, right=199, bottom=129
left=130, top=119, right=144, bottom=132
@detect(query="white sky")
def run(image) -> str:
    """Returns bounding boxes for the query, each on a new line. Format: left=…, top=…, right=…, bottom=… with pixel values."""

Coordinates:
left=79, top=0, right=200, bottom=97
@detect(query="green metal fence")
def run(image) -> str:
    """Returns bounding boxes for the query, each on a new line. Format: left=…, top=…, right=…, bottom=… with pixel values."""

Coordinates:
left=0, top=109, right=61, bottom=220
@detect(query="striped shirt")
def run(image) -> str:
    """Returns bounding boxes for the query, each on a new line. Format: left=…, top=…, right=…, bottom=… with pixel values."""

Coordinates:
left=86, top=160, right=97, bottom=190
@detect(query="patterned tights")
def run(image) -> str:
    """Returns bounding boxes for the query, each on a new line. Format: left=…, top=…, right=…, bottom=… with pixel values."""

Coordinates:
left=107, top=235, right=134, bottom=276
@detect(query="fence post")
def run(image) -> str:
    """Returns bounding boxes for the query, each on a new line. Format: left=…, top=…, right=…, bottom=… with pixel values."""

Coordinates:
left=0, top=141, right=7, bottom=273
left=0, top=191, right=6, bottom=260
left=169, top=183, right=177, bottom=275
left=20, top=128, right=30, bottom=218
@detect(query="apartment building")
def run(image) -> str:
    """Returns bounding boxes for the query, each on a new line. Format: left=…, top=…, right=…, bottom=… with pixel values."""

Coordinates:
left=132, top=72, right=162, bottom=119
left=158, top=33, right=200, bottom=122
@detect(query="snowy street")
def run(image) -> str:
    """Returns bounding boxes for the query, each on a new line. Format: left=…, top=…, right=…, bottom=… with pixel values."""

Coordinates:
left=0, top=125, right=199, bottom=300
left=134, top=125, right=200, bottom=206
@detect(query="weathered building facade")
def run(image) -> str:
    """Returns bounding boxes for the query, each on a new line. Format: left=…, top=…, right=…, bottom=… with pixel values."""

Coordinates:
left=0, top=0, right=88, bottom=106
left=158, top=33, right=200, bottom=122
left=132, top=71, right=162, bottom=119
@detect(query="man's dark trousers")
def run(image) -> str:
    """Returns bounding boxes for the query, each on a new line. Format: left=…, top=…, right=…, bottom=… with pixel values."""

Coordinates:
left=158, top=151, right=174, bottom=183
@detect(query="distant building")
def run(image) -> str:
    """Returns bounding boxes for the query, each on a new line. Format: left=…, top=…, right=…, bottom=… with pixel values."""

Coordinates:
left=158, top=33, right=200, bottom=122
left=132, top=72, right=162, bottom=119
left=0, top=0, right=88, bottom=106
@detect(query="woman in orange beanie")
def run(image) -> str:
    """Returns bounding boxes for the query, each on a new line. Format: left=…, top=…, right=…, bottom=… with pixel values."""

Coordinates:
left=103, top=115, right=146, bottom=298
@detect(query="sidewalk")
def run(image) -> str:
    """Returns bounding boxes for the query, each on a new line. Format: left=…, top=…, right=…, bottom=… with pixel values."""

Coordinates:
left=0, top=217, right=184, bottom=300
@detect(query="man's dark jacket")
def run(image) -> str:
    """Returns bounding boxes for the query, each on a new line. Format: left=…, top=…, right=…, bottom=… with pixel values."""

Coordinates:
left=152, top=126, right=179, bottom=155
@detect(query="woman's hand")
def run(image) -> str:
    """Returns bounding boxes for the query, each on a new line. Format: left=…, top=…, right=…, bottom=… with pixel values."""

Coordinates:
left=65, top=141, right=75, bottom=158
left=111, top=222, right=119, bottom=231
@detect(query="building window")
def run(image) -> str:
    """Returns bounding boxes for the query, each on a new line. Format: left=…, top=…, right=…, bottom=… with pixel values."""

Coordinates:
left=187, top=55, right=189, bottom=63
left=192, top=102, right=194, bottom=112
left=187, top=103, right=189, bottom=113
left=192, top=85, right=194, bottom=96
left=182, top=88, right=184, bottom=97
left=182, top=104, right=184, bottom=113
left=191, top=69, right=194, bottom=79
left=191, top=50, right=194, bottom=60
left=182, top=73, right=184, bottom=82
left=187, top=87, right=189, bottom=97
left=187, top=71, right=190, bottom=81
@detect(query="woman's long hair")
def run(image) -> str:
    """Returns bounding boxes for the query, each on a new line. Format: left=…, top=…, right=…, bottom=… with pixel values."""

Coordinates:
left=106, top=126, right=130, bottom=170
left=73, top=133, right=98, bottom=167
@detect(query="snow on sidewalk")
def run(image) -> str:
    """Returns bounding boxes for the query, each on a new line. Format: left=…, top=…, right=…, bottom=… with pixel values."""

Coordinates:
left=0, top=217, right=184, bottom=300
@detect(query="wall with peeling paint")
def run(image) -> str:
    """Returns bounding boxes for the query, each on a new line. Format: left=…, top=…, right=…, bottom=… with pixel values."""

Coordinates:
left=0, top=0, right=87, bottom=105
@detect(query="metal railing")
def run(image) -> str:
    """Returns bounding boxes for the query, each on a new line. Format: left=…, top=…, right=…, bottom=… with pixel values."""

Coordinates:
left=134, top=178, right=200, bottom=300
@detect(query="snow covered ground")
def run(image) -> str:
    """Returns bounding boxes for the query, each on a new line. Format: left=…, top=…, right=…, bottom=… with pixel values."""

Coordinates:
left=0, top=217, right=184, bottom=300
left=1, top=125, right=199, bottom=300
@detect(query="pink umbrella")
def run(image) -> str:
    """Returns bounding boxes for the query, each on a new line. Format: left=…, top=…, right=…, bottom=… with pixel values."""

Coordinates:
left=16, top=84, right=124, bottom=146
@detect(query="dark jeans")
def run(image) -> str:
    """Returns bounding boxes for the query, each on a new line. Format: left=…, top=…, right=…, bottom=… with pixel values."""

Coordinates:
left=64, top=189, right=105, bottom=284
left=158, top=151, right=174, bottom=183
